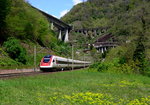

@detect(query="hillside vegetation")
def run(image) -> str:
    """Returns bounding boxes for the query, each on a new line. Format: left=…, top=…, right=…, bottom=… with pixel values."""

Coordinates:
left=0, top=0, right=71, bottom=68
left=62, top=0, right=150, bottom=75
left=62, top=0, right=150, bottom=32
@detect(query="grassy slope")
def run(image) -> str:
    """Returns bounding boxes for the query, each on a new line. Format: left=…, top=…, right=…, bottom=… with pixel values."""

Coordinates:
left=0, top=70, right=149, bottom=105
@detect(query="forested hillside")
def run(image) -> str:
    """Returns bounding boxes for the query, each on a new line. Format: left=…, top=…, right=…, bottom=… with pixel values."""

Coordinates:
left=62, top=0, right=150, bottom=34
left=62, top=0, right=150, bottom=75
left=0, top=0, right=70, bottom=68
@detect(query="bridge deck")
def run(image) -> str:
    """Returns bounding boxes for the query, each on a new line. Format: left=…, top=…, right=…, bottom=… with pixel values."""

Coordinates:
left=31, top=6, right=72, bottom=30
left=94, top=42, right=118, bottom=47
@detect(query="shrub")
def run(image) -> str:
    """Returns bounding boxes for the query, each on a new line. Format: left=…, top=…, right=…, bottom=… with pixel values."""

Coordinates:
left=3, top=37, right=27, bottom=64
left=92, top=58, right=139, bottom=74
left=89, top=62, right=101, bottom=69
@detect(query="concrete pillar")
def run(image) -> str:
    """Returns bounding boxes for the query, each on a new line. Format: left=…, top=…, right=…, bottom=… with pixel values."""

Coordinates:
left=99, top=31, right=102, bottom=35
left=104, top=47, right=107, bottom=51
left=85, top=30, right=88, bottom=36
left=94, top=30, right=97, bottom=36
left=81, top=30, right=84, bottom=35
left=64, top=29, right=69, bottom=42
left=98, top=48, right=100, bottom=52
left=58, top=30, right=62, bottom=40
left=101, top=47, right=104, bottom=53
left=51, top=22, right=54, bottom=30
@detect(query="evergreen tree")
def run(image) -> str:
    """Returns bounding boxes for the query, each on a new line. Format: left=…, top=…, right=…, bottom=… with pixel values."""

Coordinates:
left=133, top=35, right=147, bottom=74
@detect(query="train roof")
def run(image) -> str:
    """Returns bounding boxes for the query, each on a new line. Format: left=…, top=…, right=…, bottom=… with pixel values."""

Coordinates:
left=44, top=55, right=52, bottom=58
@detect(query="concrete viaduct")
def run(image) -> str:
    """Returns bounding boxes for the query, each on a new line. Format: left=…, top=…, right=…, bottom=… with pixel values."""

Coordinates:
left=93, top=34, right=118, bottom=53
left=32, top=6, right=110, bottom=43
left=73, top=27, right=109, bottom=36
left=31, top=6, right=118, bottom=53
left=32, top=6, right=72, bottom=42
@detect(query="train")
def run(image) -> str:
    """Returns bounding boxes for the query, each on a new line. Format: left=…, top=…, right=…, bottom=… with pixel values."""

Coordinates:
left=40, top=55, right=91, bottom=71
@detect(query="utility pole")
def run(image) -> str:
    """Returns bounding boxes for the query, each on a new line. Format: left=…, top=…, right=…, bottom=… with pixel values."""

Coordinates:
left=72, top=45, right=74, bottom=70
left=84, top=53, right=85, bottom=69
left=34, top=46, right=36, bottom=71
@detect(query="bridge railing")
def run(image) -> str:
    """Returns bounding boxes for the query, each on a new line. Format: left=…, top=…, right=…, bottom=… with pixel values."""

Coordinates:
left=93, top=42, right=118, bottom=47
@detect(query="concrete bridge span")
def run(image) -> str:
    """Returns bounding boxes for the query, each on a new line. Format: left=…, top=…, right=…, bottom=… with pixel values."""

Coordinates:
left=93, top=34, right=118, bottom=53
left=31, top=6, right=72, bottom=42
left=73, top=27, right=109, bottom=36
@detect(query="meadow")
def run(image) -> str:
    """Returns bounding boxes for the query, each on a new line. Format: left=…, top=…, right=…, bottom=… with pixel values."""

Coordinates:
left=0, top=70, right=150, bottom=105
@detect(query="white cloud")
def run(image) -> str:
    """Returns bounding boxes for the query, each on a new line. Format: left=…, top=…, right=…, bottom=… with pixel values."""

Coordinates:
left=59, top=0, right=87, bottom=18
left=60, top=9, right=69, bottom=18
left=73, top=0, right=82, bottom=5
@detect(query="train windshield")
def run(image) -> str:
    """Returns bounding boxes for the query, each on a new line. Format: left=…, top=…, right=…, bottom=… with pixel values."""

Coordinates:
left=43, top=55, right=52, bottom=63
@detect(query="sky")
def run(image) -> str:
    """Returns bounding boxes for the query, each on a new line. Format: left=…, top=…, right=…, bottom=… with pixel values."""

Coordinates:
left=27, top=0, right=86, bottom=18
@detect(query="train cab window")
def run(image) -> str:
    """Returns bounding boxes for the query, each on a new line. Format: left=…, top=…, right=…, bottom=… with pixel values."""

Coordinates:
left=43, top=55, right=52, bottom=63
left=43, top=58, right=50, bottom=63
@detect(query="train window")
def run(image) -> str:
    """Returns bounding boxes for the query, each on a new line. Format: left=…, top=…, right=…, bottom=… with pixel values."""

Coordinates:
left=53, top=60, right=55, bottom=62
left=43, top=58, right=50, bottom=63
left=56, top=60, right=86, bottom=65
left=56, top=60, right=68, bottom=64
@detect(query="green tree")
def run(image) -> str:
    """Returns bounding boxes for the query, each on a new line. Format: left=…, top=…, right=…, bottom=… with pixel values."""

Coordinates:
left=133, top=36, right=146, bottom=74
left=0, top=0, right=11, bottom=42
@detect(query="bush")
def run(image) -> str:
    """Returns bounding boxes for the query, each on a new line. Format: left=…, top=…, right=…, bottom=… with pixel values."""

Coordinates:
left=89, top=62, right=101, bottom=69
left=91, top=58, right=140, bottom=74
left=3, top=37, right=27, bottom=64
left=0, top=57, right=20, bottom=67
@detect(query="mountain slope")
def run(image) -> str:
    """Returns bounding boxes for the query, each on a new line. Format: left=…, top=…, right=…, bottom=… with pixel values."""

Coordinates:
left=62, top=0, right=150, bottom=74
left=62, top=0, right=150, bottom=36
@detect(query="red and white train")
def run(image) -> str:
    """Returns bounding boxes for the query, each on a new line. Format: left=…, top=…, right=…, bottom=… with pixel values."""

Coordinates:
left=40, top=55, right=91, bottom=71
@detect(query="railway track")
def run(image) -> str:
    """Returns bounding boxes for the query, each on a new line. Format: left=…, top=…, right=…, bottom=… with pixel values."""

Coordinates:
left=0, top=67, right=85, bottom=79
left=0, top=69, right=75, bottom=79
left=0, top=71, right=44, bottom=79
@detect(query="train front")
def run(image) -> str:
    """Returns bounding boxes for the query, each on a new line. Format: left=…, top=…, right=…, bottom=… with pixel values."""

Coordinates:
left=40, top=55, right=53, bottom=70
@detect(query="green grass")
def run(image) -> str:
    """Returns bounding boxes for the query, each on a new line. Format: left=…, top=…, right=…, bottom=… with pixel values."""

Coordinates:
left=0, top=70, right=150, bottom=105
